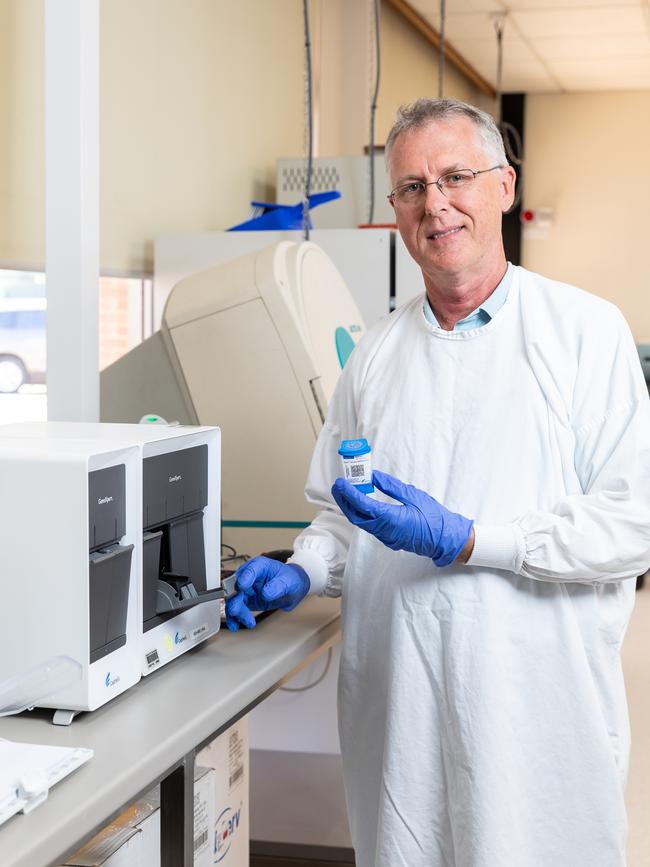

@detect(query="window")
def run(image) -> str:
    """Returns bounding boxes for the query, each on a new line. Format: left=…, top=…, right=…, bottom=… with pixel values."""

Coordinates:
left=0, top=269, right=153, bottom=422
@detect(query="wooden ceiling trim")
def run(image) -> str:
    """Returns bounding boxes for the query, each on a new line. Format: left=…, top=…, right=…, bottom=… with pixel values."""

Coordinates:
left=386, top=0, right=496, bottom=98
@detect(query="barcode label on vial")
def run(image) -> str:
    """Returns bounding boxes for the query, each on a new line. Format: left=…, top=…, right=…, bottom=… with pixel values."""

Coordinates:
left=194, top=830, right=208, bottom=852
left=350, top=464, right=366, bottom=478
left=146, top=650, right=160, bottom=669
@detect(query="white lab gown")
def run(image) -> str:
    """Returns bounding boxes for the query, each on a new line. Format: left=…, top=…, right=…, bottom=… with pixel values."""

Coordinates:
left=291, top=266, right=650, bottom=867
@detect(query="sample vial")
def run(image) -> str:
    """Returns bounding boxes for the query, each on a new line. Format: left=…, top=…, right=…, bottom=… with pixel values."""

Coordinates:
left=338, top=439, right=374, bottom=494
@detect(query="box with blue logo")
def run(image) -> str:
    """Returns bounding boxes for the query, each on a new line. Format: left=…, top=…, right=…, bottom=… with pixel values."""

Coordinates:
left=60, top=766, right=214, bottom=866
left=197, top=716, right=249, bottom=866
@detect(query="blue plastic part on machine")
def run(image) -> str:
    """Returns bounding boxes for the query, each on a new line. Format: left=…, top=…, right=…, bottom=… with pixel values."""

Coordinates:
left=227, top=190, right=341, bottom=231
left=335, top=326, right=356, bottom=369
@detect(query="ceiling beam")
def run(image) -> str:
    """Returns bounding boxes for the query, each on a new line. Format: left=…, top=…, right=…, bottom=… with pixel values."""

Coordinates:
left=385, top=0, right=496, bottom=99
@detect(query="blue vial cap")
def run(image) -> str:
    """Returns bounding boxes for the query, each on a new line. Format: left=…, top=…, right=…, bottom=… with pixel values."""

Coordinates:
left=338, top=438, right=371, bottom=457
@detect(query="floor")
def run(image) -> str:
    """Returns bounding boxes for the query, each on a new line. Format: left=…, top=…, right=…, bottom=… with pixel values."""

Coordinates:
left=623, top=582, right=650, bottom=867
left=251, top=858, right=352, bottom=867
left=251, top=583, right=650, bottom=867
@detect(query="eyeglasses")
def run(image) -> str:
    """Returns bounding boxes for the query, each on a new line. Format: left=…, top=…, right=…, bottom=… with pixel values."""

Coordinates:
left=388, top=165, right=503, bottom=207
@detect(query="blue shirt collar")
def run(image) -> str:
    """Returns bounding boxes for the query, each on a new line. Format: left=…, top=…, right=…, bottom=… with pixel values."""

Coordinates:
left=423, top=263, right=513, bottom=330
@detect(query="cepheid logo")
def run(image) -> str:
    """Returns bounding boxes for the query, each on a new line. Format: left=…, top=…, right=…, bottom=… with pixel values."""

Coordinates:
left=214, top=805, right=241, bottom=862
left=104, top=672, right=120, bottom=688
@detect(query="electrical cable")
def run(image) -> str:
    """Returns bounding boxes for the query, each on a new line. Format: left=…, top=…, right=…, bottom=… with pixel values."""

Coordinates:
left=302, top=0, right=314, bottom=242
left=367, top=0, right=381, bottom=225
left=492, top=13, right=523, bottom=211
left=279, top=647, right=333, bottom=692
left=493, top=14, right=523, bottom=167
left=438, top=0, right=446, bottom=98
left=494, top=14, right=505, bottom=123
left=221, top=543, right=250, bottom=567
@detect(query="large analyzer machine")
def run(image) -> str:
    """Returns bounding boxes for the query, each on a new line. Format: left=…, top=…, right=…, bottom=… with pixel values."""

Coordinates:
left=101, top=241, right=367, bottom=555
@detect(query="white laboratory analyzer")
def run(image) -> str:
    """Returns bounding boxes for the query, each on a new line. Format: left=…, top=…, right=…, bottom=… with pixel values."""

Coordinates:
left=100, top=240, right=366, bottom=557
left=0, top=422, right=226, bottom=681
left=0, top=438, right=142, bottom=725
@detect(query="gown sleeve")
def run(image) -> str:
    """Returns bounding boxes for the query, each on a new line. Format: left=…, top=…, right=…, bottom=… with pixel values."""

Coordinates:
left=289, top=363, right=360, bottom=598
left=470, top=305, right=650, bottom=583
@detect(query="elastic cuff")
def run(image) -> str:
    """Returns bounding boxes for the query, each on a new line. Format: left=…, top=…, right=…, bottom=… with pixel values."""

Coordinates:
left=466, top=524, right=525, bottom=573
left=288, top=549, right=329, bottom=596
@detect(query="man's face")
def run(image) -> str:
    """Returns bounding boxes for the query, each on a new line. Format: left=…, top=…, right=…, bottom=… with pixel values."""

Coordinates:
left=388, top=117, right=516, bottom=282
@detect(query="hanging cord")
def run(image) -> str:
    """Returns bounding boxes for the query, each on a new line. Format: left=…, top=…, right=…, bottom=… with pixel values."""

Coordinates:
left=494, top=13, right=505, bottom=123
left=280, top=647, right=333, bottom=693
left=302, top=0, right=314, bottom=241
left=492, top=13, right=523, bottom=211
left=438, top=0, right=446, bottom=98
left=493, top=14, right=523, bottom=168
left=367, top=0, right=381, bottom=225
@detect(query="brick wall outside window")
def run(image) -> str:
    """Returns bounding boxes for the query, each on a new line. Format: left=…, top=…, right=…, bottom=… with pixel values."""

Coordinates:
left=99, top=277, right=132, bottom=371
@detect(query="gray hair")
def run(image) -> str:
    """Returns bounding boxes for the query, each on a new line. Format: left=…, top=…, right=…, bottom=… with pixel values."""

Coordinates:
left=385, top=98, right=507, bottom=172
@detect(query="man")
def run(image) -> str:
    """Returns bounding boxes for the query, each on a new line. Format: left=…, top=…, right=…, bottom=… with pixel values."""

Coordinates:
left=227, top=98, right=650, bottom=866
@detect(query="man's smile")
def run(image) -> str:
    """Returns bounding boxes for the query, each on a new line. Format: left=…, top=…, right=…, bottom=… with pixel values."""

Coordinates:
left=426, top=225, right=464, bottom=241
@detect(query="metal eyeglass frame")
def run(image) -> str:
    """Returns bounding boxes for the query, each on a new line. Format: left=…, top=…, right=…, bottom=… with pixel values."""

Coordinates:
left=388, top=165, right=504, bottom=203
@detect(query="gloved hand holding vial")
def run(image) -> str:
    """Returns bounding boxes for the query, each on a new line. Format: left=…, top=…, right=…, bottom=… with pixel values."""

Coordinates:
left=332, top=469, right=474, bottom=567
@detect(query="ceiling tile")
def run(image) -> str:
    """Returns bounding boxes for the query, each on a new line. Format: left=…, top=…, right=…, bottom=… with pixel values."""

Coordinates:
left=504, top=0, right=639, bottom=8
left=401, top=1, right=650, bottom=93
left=512, top=7, right=647, bottom=38
left=452, top=34, right=541, bottom=63
left=550, top=55, right=650, bottom=77
left=534, top=33, right=650, bottom=61
left=554, top=70, right=650, bottom=90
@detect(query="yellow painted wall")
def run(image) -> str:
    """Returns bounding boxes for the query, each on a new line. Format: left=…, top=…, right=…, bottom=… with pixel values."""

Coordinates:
left=523, top=91, right=650, bottom=342
left=0, top=0, right=486, bottom=275
left=377, top=2, right=485, bottom=144
left=0, top=0, right=44, bottom=269
left=100, top=0, right=305, bottom=273
left=315, top=0, right=485, bottom=158
left=0, top=0, right=305, bottom=274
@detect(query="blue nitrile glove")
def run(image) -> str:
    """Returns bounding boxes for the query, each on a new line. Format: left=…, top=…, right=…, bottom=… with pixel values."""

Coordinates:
left=225, top=556, right=311, bottom=632
left=331, top=470, right=473, bottom=567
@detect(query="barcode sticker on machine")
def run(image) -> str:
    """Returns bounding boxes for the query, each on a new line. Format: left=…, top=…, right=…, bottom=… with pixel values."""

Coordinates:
left=193, top=829, right=208, bottom=852
left=191, top=623, right=208, bottom=641
left=229, top=764, right=244, bottom=788
left=145, top=649, right=160, bottom=669
left=228, top=728, right=246, bottom=793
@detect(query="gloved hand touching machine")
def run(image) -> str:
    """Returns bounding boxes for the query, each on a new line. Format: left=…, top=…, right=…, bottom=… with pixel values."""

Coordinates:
left=332, top=469, right=474, bottom=567
left=225, top=556, right=311, bottom=631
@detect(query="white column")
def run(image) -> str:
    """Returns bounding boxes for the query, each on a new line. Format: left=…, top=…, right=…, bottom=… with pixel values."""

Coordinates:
left=45, top=0, right=100, bottom=421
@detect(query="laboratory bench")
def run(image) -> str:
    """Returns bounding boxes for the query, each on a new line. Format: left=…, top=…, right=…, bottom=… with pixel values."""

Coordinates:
left=0, top=596, right=341, bottom=867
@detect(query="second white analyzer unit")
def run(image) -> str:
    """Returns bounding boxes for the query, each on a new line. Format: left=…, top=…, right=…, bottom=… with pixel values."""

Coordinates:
left=0, top=437, right=142, bottom=724
left=0, top=422, right=222, bottom=679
